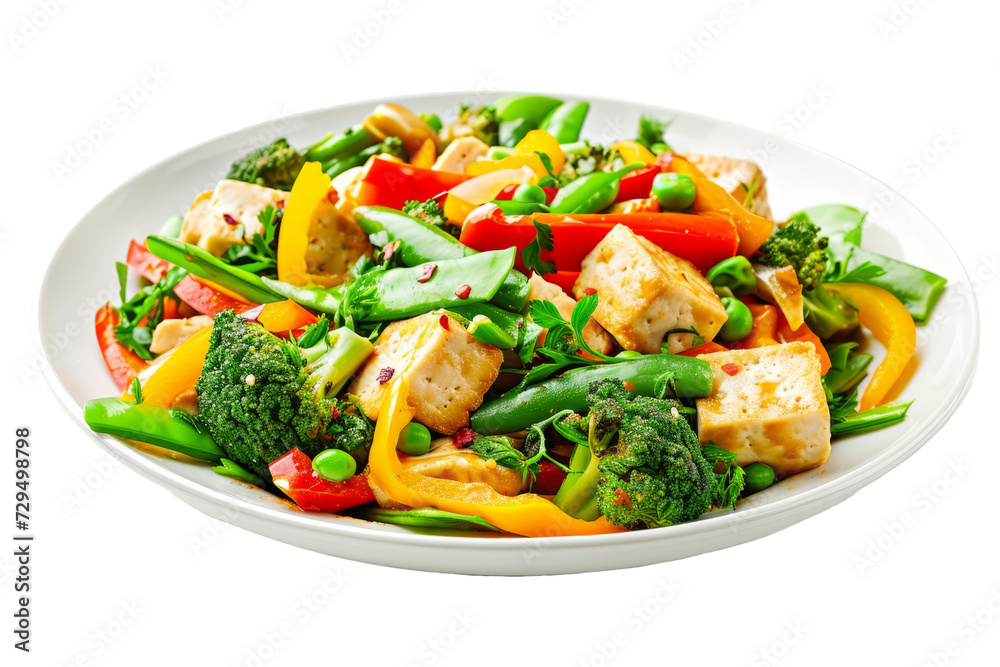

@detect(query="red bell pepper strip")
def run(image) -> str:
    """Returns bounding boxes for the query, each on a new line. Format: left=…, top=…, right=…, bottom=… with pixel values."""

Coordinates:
left=522, top=460, right=569, bottom=496
left=613, top=164, right=661, bottom=203
left=679, top=341, right=728, bottom=358
left=495, top=183, right=559, bottom=204
left=96, top=304, right=149, bottom=391
left=126, top=239, right=171, bottom=282
left=173, top=275, right=257, bottom=317
left=460, top=211, right=738, bottom=274
left=352, top=157, right=469, bottom=210
left=269, top=448, right=376, bottom=513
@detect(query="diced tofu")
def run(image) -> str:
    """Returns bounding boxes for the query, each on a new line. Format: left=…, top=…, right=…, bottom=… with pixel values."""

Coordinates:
left=303, top=190, right=372, bottom=287
left=696, top=343, right=831, bottom=477
left=149, top=316, right=213, bottom=355
left=573, top=224, right=727, bottom=354
left=433, top=136, right=489, bottom=172
left=179, top=180, right=287, bottom=256
left=349, top=313, right=502, bottom=434
left=528, top=273, right=614, bottom=356
left=682, top=153, right=773, bottom=219
left=605, top=197, right=660, bottom=215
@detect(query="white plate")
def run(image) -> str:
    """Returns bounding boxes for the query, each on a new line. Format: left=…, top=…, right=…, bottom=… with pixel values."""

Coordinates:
left=36, top=93, right=979, bottom=575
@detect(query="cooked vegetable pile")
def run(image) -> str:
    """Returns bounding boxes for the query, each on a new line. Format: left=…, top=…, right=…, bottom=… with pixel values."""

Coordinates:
left=84, top=95, right=946, bottom=536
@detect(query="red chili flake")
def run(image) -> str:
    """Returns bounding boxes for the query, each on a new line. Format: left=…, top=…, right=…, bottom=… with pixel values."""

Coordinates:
left=326, top=189, right=338, bottom=206
left=722, top=362, right=741, bottom=376
left=223, top=213, right=239, bottom=227
left=417, top=263, right=438, bottom=283
left=239, top=304, right=266, bottom=322
left=517, top=318, right=525, bottom=330
left=330, top=405, right=340, bottom=420
left=613, top=488, right=632, bottom=508
left=455, top=284, right=472, bottom=299
left=383, top=240, right=400, bottom=262
left=439, top=314, right=450, bottom=331
left=377, top=367, right=395, bottom=384
left=583, top=287, right=598, bottom=296
left=454, top=428, right=475, bottom=448
left=276, top=199, right=286, bottom=209
left=322, top=434, right=333, bottom=442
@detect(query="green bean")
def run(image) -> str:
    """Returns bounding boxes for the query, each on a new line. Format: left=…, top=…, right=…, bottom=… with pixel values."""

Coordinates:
left=84, top=398, right=225, bottom=461
left=304, top=124, right=377, bottom=163
left=260, top=279, right=343, bottom=316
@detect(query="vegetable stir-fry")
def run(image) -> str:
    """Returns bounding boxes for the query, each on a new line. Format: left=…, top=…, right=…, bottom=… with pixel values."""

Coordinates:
left=84, top=95, right=946, bottom=536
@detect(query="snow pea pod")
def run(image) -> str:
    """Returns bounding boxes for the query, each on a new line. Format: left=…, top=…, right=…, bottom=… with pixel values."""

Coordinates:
left=447, top=302, right=543, bottom=357
left=490, top=199, right=550, bottom=216
left=145, top=235, right=282, bottom=304
left=495, top=94, right=564, bottom=147
left=261, top=278, right=343, bottom=316
left=353, top=206, right=531, bottom=312
left=549, top=162, right=646, bottom=214
left=470, top=354, right=714, bottom=435
left=84, top=397, right=225, bottom=461
left=304, top=124, right=378, bottom=163
left=343, top=248, right=516, bottom=322
left=540, top=101, right=590, bottom=143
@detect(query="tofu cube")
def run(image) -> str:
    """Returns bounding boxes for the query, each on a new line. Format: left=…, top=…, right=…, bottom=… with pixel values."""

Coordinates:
left=349, top=313, right=502, bottom=434
left=573, top=224, right=727, bottom=354
left=696, top=342, right=831, bottom=477
left=528, top=273, right=614, bottom=356
left=179, top=180, right=287, bottom=256
left=682, top=153, right=773, bottom=219
left=304, top=192, right=372, bottom=287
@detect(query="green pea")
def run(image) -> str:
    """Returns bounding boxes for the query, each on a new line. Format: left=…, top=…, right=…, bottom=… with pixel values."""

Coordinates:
left=397, top=422, right=432, bottom=456
left=616, top=350, right=644, bottom=358
left=312, top=449, right=357, bottom=482
left=743, top=462, right=775, bottom=495
left=718, top=297, right=753, bottom=341
left=706, top=256, right=757, bottom=297
left=512, top=183, right=547, bottom=204
left=651, top=173, right=697, bottom=211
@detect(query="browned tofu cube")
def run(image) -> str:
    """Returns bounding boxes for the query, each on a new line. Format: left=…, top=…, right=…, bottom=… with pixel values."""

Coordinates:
left=696, top=343, right=831, bottom=477
left=573, top=224, right=727, bottom=354
left=349, top=313, right=502, bottom=434
left=528, top=273, right=614, bottom=356
left=682, top=153, right=773, bottom=219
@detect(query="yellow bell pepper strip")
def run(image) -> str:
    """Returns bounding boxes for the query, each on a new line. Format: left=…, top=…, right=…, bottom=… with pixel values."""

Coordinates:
left=409, top=137, right=437, bottom=169
left=367, top=378, right=624, bottom=537
left=276, top=161, right=331, bottom=286
left=465, top=153, right=550, bottom=179
left=514, top=129, right=565, bottom=175
left=610, top=140, right=656, bottom=166
left=363, top=103, right=439, bottom=155
left=826, top=283, right=916, bottom=411
left=663, top=154, right=774, bottom=257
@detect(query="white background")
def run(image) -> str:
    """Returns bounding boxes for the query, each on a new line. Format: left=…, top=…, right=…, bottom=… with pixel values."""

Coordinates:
left=3, top=0, right=998, bottom=665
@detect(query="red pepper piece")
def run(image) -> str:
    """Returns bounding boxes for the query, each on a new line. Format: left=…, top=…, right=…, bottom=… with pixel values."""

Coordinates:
left=721, top=362, right=741, bottom=376
left=523, top=460, right=568, bottom=495
left=126, top=239, right=171, bottom=282
left=173, top=275, right=257, bottom=317
left=352, top=158, right=469, bottom=211
left=268, top=448, right=375, bottom=513
left=95, top=303, right=149, bottom=391
left=614, top=164, right=662, bottom=203
left=454, top=284, right=472, bottom=299
left=678, top=341, right=727, bottom=358
left=453, top=428, right=474, bottom=448
left=461, top=211, right=738, bottom=274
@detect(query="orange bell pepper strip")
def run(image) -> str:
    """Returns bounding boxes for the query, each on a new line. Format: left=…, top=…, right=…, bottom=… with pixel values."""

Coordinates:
left=408, top=137, right=437, bottom=169
left=826, top=283, right=916, bottom=411
left=121, top=301, right=318, bottom=408
left=96, top=304, right=149, bottom=392
left=367, top=378, right=625, bottom=537
left=775, top=310, right=831, bottom=374
left=663, top=154, right=774, bottom=257
left=679, top=341, right=727, bottom=358
left=727, top=301, right=779, bottom=349
left=610, top=140, right=656, bottom=166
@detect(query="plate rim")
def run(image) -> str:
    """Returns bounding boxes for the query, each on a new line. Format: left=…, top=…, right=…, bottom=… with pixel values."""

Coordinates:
left=34, top=91, right=982, bottom=562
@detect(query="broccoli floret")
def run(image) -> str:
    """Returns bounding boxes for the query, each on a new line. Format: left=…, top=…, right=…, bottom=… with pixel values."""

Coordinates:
left=454, top=105, right=499, bottom=146
left=226, top=138, right=305, bottom=191
left=553, top=379, right=719, bottom=530
left=757, top=219, right=829, bottom=290
left=557, top=143, right=625, bottom=187
left=402, top=198, right=448, bottom=227
left=803, top=284, right=860, bottom=340
left=195, top=311, right=374, bottom=480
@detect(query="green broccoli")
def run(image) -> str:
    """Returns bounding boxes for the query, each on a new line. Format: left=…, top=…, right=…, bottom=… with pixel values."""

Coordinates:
left=454, top=105, right=499, bottom=146
left=226, top=138, right=305, bottom=190
left=195, top=311, right=374, bottom=480
left=757, top=218, right=829, bottom=290
left=402, top=198, right=448, bottom=228
left=553, top=379, right=730, bottom=530
left=557, top=143, right=625, bottom=187
left=802, top=284, right=860, bottom=340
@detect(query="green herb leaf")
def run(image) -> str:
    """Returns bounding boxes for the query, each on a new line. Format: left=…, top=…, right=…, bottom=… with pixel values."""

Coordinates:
left=702, top=443, right=746, bottom=509
left=520, top=220, right=556, bottom=276
left=130, top=378, right=143, bottom=405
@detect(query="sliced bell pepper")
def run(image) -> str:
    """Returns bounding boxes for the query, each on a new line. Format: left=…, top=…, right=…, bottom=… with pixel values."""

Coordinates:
left=826, top=283, right=916, bottom=411
left=663, top=154, right=774, bottom=257
left=353, top=156, right=469, bottom=211
left=255, top=299, right=318, bottom=336
left=367, top=377, right=624, bottom=537
left=614, top=164, right=661, bottom=203
left=523, top=460, right=569, bottom=496
left=514, top=129, right=565, bottom=175
left=362, top=104, right=439, bottom=155
left=444, top=167, right=538, bottom=224
left=727, top=301, right=779, bottom=349
left=679, top=341, right=728, bottom=358
left=466, top=154, right=550, bottom=179
left=173, top=275, right=257, bottom=317
left=269, top=448, right=375, bottom=513
left=610, top=140, right=656, bottom=166
left=126, top=239, right=171, bottom=282
left=96, top=304, right=149, bottom=391
left=460, top=211, right=738, bottom=274
left=409, top=137, right=437, bottom=169
left=775, top=310, right=832, bottom=374
left=277, top=162, right=331, bottom=287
